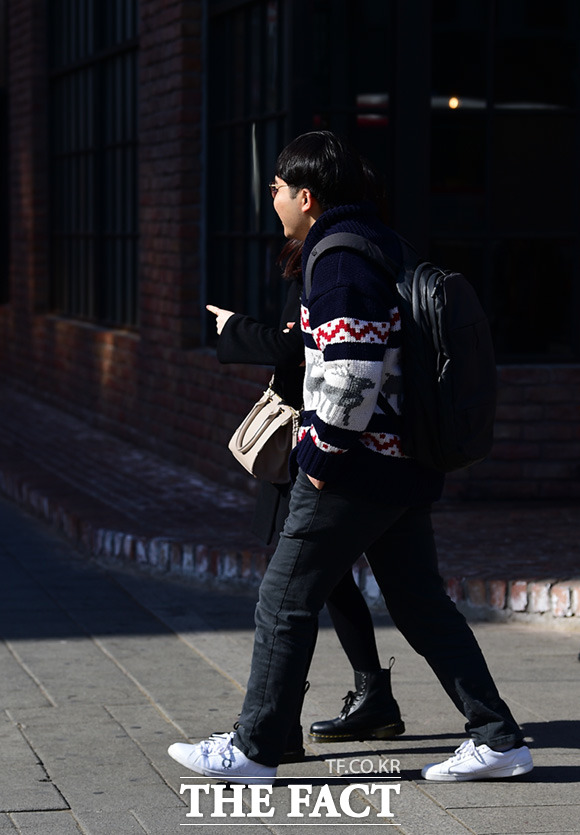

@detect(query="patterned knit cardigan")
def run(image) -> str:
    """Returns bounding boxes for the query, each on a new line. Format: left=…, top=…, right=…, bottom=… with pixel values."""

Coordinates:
left=294, top=203, right=408, bottom=484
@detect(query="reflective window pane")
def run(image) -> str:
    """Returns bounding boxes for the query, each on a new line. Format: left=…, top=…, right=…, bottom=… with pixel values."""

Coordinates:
left=494, top=2, right=580, bottom=107
left=492, top=239, right=576, bottom=359
left=492, top=113, right=576, bottom=236
left=208, top=1, right=286, bottom=328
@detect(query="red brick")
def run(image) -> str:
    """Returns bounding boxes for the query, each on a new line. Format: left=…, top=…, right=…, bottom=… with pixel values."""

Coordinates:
left=181, top=544, right=194, bottom=575
left=550, top=368, right=580, bottom=385
left=170, top=542, right=183, bottom=570
left=570, top=583, right=580, bottom=616
left=509, top=581, right=528, bottom=612
left=522, top=461, right=576, bottom=480
left=148, top=539, right=171, bottom=572
left=548, top=404, right=580, bottom=421
left=542, top=443, right=580, bottom=460
left=123, top=535, right=137, bottom=562
left=529, top=582, right=552, bottom=613
left=524, top=422, right=580, bottom=441
left=494, top=404, right=544, bottom=422
left=493, top=423, right=523, bottom=440
left=466, top=579, right=487, bottom=607
left=492, top=442, right=541, bottom=460
left=240, top=550, right=254, bottom=581
left=524, top=385, right=580, bottom=403
left=446, top=578, right=464, bottom=603
left=541, top=482, right=580, bottom=499
left=219, top=552, right=240, bottom=581
left=496, top=386, right=525, bottom=405
left=498, top=366, right=551, bottom=385
left=253, top=552, right=269, bottom=581
left=472, top=480, right=541, bottom=499
left=136, top=539, right=149, bottom=566
left=489, top=580, right=507, bottom=610
left=551, top=584, right=572, bottom=618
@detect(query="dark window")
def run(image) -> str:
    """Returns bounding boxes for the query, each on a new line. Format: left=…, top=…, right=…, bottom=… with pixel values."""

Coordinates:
left=431, top=0, right=580, bottom=361
left=207, top=0, right=288, bottom=329
left=294, top=0, right=396, bottom=217
left=0, top=0, right=8, bottom=304
left=208, top=0, right=580, bottom=362
left=48, top=0, right=139, bottom=327
left=206, top=0, right=396, bottom=334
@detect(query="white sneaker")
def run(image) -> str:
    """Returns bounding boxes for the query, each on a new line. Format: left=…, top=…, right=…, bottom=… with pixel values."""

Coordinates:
left=421, top=739, right=533, bottom=782
left=168, top=732, right=277, bottom=785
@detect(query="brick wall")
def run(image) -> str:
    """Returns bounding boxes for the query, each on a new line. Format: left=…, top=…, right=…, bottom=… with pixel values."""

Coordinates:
left=445, top=365, right=580, bottom=499
left=1, top=0, right=579, bottom=502
left=139, top=0, right=203, bottom=350
left=4, top=0, right=49, bottom=332
left=0, top=0, right=272, bottom=492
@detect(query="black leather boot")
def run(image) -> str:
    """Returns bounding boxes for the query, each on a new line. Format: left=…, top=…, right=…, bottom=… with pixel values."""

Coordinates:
left=308, top=658, right=405, bottom=742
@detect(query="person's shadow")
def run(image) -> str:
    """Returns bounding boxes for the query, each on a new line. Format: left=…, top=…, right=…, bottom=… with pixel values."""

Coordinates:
left=518, top=721, right=580, bottom=783
left=300, top=724, right=580, bottom=783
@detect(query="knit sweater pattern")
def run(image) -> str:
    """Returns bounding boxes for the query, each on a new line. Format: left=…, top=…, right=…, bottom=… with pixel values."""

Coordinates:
left=295, top=203, right=444, bottom=503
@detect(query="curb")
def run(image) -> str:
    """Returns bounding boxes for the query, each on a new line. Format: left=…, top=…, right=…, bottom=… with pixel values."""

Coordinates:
left=2, top=467, right=579, bottom=630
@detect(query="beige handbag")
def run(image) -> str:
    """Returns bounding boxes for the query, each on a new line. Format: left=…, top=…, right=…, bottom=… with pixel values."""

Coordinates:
left=228, top=378, right=300, bottom=483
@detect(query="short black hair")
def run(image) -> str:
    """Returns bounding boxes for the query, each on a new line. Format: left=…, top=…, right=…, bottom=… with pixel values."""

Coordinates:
left=275, top=131, right=366, bottom=211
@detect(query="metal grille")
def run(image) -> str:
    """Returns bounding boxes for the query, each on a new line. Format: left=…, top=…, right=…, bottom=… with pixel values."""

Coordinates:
left=207, top=0, right=288, bottom=331
left=0, top=0, right=8, bottom=304
left=429, top=0, right=580, bottom=361
left=49, top=0, right=139, bottom=327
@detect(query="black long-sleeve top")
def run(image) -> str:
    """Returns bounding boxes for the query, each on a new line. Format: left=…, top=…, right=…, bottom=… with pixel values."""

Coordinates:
left=216, top=279, right=304, bottom=410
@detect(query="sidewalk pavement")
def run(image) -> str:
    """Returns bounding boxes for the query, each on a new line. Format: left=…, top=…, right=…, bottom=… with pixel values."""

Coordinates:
left=0, top=381, right=579, bottom=626
left=1, top=492, right=579, bottom=834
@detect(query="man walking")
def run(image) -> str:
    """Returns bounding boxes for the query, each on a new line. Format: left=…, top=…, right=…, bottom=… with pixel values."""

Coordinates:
left=168, top=131, right=533, bottom=784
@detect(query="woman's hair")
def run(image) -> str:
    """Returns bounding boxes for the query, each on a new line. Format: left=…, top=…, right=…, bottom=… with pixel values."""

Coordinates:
left=275, top=131, right=367, bottom=211
left=360, top=156, right=390, bottom=224
left=277, top=238, right=303, bottom=280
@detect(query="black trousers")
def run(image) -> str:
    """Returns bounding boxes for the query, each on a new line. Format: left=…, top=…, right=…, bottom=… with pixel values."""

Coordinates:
left=235, top=470, right=523, bottom=767
left=255, top=480, right=382, bottom=673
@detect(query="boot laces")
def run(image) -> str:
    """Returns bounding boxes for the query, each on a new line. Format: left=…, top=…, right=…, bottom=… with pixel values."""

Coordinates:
left=340, top=690, right=358, bottom=718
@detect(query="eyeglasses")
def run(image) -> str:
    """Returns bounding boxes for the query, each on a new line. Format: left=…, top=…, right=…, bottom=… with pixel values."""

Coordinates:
left=268, top=182, right=289, bottom=198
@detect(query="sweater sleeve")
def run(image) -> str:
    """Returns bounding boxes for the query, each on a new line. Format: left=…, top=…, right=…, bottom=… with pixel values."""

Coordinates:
left=295, top=250, right=401, bottom=481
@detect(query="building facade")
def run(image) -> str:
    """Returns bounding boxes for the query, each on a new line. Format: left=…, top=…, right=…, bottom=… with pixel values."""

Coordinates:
left=1, top=0, right=580, bottom=499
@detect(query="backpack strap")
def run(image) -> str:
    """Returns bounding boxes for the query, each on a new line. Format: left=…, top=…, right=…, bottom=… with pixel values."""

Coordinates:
left=303, top=232, right=400, bottom=300
left=304, top=231, right=409, bottom=421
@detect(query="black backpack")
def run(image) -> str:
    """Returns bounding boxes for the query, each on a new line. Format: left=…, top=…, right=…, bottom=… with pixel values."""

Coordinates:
left=304, top=232, right=497, bottom=472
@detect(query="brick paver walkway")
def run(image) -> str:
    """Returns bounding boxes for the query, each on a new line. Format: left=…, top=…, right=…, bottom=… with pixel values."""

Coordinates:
left=1, top=381, right=579, bottom=623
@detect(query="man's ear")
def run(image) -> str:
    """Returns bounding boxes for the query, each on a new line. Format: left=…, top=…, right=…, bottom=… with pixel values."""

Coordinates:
left=301, top=188, right=322, bottom=219
left=300, top=188, right=313, bottom=211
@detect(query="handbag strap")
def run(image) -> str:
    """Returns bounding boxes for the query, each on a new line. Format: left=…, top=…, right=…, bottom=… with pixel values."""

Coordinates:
left=233, top=389, right=299, bottom=454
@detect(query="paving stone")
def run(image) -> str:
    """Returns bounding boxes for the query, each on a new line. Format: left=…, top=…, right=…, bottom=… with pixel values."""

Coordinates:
left=0, top=715, right=67, bottom=814
left=447, top=804, right=580, bottom=834
left=8, top=811, right=84, bottom=834
left=424, top=778, right=580, bottom=810
left=2, top=636, right=142, bottom=708
left=10, top=705, right=178, bottom=814
left=134, top=806, right=266, bottom=833
left=72, top=810, right=148, bottom=834
left=0, top=484, right=579, bottom=834
left=0, top=644, right=52, bottom=710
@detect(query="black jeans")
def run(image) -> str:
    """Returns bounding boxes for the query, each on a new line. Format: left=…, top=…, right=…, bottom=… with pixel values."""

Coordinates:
left=234, top=470, right=523, bottom=766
